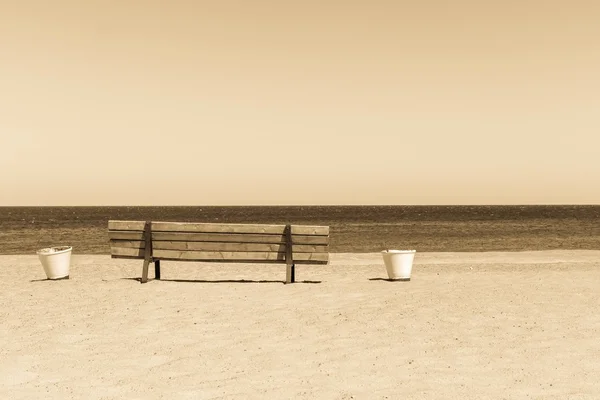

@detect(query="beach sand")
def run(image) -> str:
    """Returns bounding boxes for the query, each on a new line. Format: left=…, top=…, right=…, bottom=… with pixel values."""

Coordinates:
left=2, top=251, right=599, bottom=399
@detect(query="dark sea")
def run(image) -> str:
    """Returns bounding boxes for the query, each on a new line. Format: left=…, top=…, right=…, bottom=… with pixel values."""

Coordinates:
left=1, top=206, right=599, bottom=254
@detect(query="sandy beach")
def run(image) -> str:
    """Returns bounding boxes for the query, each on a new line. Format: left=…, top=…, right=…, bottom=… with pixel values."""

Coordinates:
left=2, top=251, right=599, bottom=399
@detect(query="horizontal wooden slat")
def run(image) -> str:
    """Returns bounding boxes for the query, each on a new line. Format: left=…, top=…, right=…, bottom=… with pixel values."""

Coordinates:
left=152, top=232, right=285, bottom=244
left=291, top=225, right=329, bottom=236
left=293, top=244, right=329, bottom=253
left=108, top=231, right=145, bottom=240
left=151, top=222, right=329, bottom=236
left=110, top=220, right=328, bottom=235
left=109, top=240, right=145, bottom=249
left=111, top=255, right=147, bottom=260
left=111, top=247, right=145, bottom=258
left=152, top=250, right=328, bottom=263
left=292, top=235, right=329, bottom=245
left=154, top=250, right=285, bottom=261
left=151, top=232, right=329, bottom=245
left=152, top=222, right=286, bottom=234
left=108, top=221, right=146, bottom=231
left=152, top=241, right=329, bottom=253
left=154, top=258, right=329, bottom=265
left=293, top=252, right=329, bottom=262
left=153, top=241, right=284, bottom=252
left=289, top=259, right=329, bottom=265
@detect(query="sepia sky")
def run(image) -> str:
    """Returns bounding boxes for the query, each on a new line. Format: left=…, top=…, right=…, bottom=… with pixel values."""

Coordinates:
left=1, top=1, right=599, bottom=206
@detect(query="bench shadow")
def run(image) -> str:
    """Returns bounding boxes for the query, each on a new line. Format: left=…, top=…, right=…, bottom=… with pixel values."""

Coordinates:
left=369, top=277, right=411, bottom=282
left=121, top=278, right=321, bottom=284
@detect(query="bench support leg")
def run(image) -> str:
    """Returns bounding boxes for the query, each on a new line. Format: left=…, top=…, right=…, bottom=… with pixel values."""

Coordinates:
left=286, top=263, right=295, bottom=284
left=284, top=224, right=295, bottom=284
left=141, top=259, right=150, bottom=284
left=154, top=260, right=161, bottom=280
left=140, top=220, right=153, bottom=284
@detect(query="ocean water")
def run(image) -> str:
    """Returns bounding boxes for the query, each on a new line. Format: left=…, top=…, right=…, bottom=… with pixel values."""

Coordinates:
left=0, top=205, right=599, bottom=254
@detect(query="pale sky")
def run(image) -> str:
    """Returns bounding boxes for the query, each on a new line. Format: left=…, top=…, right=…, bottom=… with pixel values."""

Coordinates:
left=1, top=1, right=599, bottom=206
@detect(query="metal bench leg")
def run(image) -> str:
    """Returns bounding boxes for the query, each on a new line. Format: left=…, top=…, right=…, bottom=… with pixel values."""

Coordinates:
left=141, top=258, right=150, bottom=283
left=154, top=260, right=161, bottom=280
left=286, top=263, right=295, bottom=284
left=140, top=220, right=154, bottom=284
left=284, top=224, right=295, bottom=284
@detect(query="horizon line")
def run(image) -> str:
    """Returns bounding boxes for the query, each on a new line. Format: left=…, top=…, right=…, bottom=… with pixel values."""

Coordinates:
left=2, top=204, right=599, bottom=208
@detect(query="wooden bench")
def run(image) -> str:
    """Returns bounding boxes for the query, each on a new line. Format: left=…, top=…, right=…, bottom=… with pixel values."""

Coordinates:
left=107, top=220, right=330, bottom=283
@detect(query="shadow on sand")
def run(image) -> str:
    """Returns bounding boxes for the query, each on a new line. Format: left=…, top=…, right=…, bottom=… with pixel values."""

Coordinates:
left=368, top=277, right=411, bottom=282
left=120, top=277, right=322, bottom=284
left=30, top=276, right=70, bottom=283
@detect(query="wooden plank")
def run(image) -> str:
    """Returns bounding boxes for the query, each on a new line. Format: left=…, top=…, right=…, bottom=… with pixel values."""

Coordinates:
left=108, top=221, right=146, bottom=231
left=294, top=252, right=329, bottom=262
left=152, top=250, right=329, bottom=263
left=152, top=232, right=286, bottom=244
left=108, top=231, right=145, bottom=240
left=294, top=259, right=329, bottom=265
left=154, top=258, right=327, bottom=265
left=111, top=255, right=147, bottom=260
left=153, top=250, right=285, bottom=261
left=110, top=220, right=329, bottom=236
left=153, top=241, right=285, bottom=252
left=293, top=244, right=328, bottom=253
left=292, top=235, right=329, bottom=245
left=152, top=221, right=287, bottom=234
left=111, top=247, right=145, bottom=258
left=152, top=232, right=329, bottom=245
left=291, top=225, right=329, bottom=236
left=152, top=241, right=327, bottom=253
left=151, top=222, right=329, bottom=236
left=109, top=240, right=145, bottom=249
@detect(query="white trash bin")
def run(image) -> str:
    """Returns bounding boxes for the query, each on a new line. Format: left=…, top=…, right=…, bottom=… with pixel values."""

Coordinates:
left=381, top=249, right=416, bottom=281
left=37, top=246, right=72, bottom=280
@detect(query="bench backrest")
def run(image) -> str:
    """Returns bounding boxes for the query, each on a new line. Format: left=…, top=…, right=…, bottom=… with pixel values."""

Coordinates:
left=108, top=220, right=329, bottom=264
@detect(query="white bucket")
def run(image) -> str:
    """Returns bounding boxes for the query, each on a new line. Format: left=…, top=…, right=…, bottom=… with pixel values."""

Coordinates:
left=37, top=246, right=72, bottom=280
left=381, top=250, right=416, bottom=280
